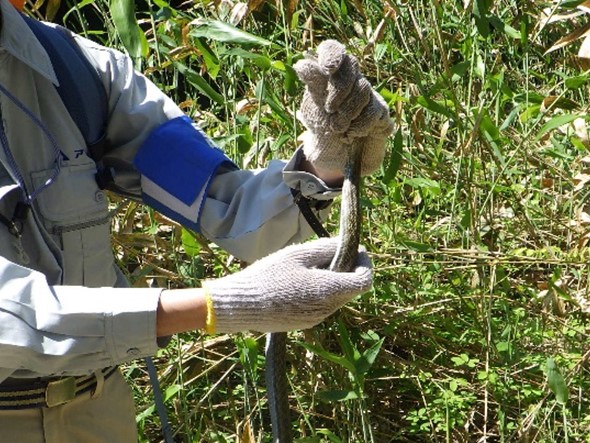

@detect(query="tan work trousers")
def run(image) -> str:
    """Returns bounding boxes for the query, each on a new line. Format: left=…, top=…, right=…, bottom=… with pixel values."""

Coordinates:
left=0, top=370, right=138, bottom=443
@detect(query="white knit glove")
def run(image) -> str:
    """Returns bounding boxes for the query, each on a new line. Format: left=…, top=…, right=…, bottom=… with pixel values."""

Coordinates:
left=294, top=40, right=394, bottom=176
left=202, top=238, right=372, bottom=334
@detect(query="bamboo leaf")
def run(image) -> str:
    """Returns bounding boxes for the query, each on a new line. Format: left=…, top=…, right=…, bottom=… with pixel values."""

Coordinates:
left=226, top=48, right=271, bottom=70
left=298, top=342, right=356, bottom=374
left=473, top=0, right=490, bottom=38
left=188, top=19, right=272, bottom=46
left=337, top=320, right=360, bottom=365
left=181, top=228, right=201, bottom=258
left=546, top=358, right=569, bottom=405
left=416, top=96, right=453, bottom=118
left=535, top=114, right=581, bottom=140
left=193, top=38, right=220, bottom=78
left=479, top=111, right=501, bottom=143
left=109, top=0, right=148, bottom=58
left=383, top=128, right=403, bottom=185
left=355, top=337, right=385, bottom=376
left=489, top=15, right=521, bottom=39
left=317, top=390, right=359, bottom=402
left=175, top=63, right=225, bottom=105
left=400, top=239, right=433, bottom=253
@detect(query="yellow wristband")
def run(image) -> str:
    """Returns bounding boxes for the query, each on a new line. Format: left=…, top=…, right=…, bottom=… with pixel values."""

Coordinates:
left=202, top=283, right=216, bottom=335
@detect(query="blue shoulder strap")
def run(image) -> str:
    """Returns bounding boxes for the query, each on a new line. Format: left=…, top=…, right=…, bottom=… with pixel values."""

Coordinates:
left=23, top=16, right=109, bottom=165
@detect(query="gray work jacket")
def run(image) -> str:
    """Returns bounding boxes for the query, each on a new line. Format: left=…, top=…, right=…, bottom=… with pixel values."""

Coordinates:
left=0, top=0, right=336, bottom=382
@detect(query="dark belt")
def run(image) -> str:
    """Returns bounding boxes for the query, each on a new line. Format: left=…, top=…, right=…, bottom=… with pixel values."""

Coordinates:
left=0, top=366, right=118, bottom=410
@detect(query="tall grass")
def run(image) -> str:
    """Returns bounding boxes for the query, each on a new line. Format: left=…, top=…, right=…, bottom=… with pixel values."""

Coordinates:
left=32, top=0, right=590, bottom=441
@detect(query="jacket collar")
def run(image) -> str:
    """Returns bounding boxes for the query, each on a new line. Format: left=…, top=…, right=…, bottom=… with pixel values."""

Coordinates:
left=0, top=0, right=58, bottom=85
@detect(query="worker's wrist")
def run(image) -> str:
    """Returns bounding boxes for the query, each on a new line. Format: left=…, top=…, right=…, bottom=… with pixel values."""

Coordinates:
left=298, top=154, right=344, bottom=188
left=283, top=148, right=341, bottom=203
left=156, top=288, right=207, bottom=337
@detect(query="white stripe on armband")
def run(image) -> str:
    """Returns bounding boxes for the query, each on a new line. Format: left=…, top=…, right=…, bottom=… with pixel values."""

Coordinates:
left=140, top=175, right=209, bottom=232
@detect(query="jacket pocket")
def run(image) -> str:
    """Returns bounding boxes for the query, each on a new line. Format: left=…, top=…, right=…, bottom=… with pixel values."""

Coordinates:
left=31, top=162, right=117, bottom=287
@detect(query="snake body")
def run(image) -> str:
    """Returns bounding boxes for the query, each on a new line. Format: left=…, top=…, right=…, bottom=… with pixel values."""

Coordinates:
left=265, top=145, right=363, bottom=442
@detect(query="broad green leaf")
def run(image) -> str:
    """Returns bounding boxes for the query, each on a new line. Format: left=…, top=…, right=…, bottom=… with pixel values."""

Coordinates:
left=565, top=75, right=589, bottom=90
left=380, top=88, right=408, bottom=105
left=546, top=358, right=569, bottom=405
left=496, top=341, right=510, bottom=352
left=355, top=337, right=385, bottom=376
left=317, top=390, right=359, bottom=402
left=340, top=1, right=348, bottom=15
left=337, top=320, right=360, bottom=365
left=271, top=60, right=286, bottom=71
left=460, top=209, right=472, bottom=230
left=237, top=131, right=253, bottom=154
left=479, top=111, right=501, bottom=143
left=405, top=177, right=441, bottom=195
left=514, top=92, right=545, bottom=105
left=239, top=336, right=259, bottom=373
left=450, top=61, right=470, bottom=82
left=571, top=137, right=588, bottom=151
left=488, top=15, right=520, bottom=39
left=282, top=64, right=298, bottom=96
left=416, top=96, right=453, bottom=118
left=383, top=129, right=403, bottom=185
left=109, top=0, right=148, bottom=59
left=193, top=38, right=220, bottom=79
left=535, top=114, right=581, bottom=141
left=175, top=63, right=225, bottom=105
left=451, top=354, right=469, bottom=366
left=474, top=51, right=486, bottom=79
left=181, top=228, right=201, bottom=258
left=519, top=104, right=541, bottom=123
left=298, top=342, right=356, bottom=374
left=500, top=106, right=520, bottom=130
left=400, top=240, right=433, bottom=253
left=473, top=0, right=490, bottom=38
left=226, top=48, right=271, bottom=70
left=189, top=19, right=272, bottom=46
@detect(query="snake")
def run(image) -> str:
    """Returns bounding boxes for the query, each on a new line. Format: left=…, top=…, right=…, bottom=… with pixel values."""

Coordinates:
left=265, top=144, right=363, bottom=442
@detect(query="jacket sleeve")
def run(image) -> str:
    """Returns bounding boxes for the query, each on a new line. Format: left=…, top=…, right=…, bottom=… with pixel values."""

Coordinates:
left=77, top=35, right=339, bottom=262
left=0, top=257, right=161, bottom=379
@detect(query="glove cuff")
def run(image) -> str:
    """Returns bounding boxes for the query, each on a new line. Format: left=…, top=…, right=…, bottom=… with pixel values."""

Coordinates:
left=202, top=283, right=217, bottom=334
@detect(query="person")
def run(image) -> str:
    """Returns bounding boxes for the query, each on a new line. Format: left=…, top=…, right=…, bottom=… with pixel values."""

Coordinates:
left=0, top=0, right=394, bottom=440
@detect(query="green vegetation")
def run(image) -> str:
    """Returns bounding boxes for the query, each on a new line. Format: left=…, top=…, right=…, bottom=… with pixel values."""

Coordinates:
left=31, top=0, right=590, bottom=441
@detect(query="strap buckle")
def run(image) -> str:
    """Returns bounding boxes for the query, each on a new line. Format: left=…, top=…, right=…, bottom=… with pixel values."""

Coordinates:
left=45, top=377, right=76, bottom=407
left=290, top=188, right=331, bottom=238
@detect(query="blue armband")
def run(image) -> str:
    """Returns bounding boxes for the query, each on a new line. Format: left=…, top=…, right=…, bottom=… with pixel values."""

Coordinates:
left=133, top=116, right=236, bottom=231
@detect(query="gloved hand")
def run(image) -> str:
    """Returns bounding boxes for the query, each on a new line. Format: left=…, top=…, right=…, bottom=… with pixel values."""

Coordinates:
left=294, top=40, right=394, bottom=176
left=202, top=237, right=372, bottom=334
